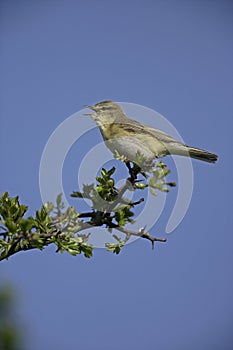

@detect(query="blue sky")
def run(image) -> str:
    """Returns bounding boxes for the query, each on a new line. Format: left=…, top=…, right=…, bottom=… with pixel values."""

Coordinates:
left=1, top=1, right=232, bottom=349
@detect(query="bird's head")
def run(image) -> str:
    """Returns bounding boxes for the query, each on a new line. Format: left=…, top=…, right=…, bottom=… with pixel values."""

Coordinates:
left=84, top=100, right=126, bottom=124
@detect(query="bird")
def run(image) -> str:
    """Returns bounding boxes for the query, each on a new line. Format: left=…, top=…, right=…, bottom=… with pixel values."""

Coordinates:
left=85, top=100, right=218, bottom=165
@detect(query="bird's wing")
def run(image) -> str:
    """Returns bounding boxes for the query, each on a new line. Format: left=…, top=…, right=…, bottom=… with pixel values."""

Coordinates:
left=118, top=119, right=183, bottom=145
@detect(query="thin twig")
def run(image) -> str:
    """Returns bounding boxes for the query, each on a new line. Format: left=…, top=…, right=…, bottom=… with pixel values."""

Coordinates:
left=111, top=225, right=167, bottom=249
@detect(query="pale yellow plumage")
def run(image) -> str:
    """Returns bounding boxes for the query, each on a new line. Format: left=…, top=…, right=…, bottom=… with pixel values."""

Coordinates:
left=85, top=100, right=218, bottom=164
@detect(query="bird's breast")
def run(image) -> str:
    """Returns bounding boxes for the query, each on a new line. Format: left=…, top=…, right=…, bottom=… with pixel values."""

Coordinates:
left=99, top=124, right=160, bottom=161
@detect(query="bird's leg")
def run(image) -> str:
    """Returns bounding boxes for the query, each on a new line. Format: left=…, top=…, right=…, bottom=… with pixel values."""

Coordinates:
left=125, top=161, right=140, bottom=183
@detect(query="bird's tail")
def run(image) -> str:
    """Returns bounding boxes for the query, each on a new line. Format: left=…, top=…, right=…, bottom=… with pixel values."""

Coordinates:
left=186, top=145, right=218, bottom=163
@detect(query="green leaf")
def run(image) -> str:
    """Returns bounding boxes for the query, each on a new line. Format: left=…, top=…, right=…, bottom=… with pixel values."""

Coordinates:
left=80, top=244, right=93, bottom=258
left=70, top=191, right=83, bottom=198
left=134, top=152, right=148, bottom=168
left=18, top=217, right=35, bottom=233
left=4, top=219, right=17, bottom=234
left=106, top=167, right=116, bottom=177
left=43, top=202, right=54, bottom=214
left=114, top=205, right=134, bottom=226
left=52, top=235, right=93, bottom=257
left=35, top=206, right=52, bottom=232
left=134, top=183, right=148, bottom=190
left=101, top=168, right=107, bottom=178
left=56, top=193, right=63, bottom=209
left=100, top=167, right=115, bottom=180
left=105, top=240, right=125, bottom=254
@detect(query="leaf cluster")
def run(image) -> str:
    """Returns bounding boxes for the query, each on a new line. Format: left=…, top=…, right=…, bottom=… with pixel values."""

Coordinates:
left=0, top=193, right=93, bottom=260
left=0, top=159, right=174, bottom=260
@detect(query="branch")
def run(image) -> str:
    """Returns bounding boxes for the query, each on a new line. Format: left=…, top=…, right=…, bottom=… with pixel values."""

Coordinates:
left=1, top=160, right=174, bottom=260
left=105, top=161, right=144, bottom=213
left=111, top=225, right=167, bottom=249
left=0, top=228, right=60, bottom=261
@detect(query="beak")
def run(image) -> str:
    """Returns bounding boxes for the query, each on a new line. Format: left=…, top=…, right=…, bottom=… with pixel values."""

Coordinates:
left=83, top=104, right=97, bottom=117
left=84, top=104, right=96, bottom=111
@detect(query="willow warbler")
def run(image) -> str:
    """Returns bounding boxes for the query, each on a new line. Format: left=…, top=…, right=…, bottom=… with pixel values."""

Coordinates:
left=85, top=100, right=218, bottom=165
